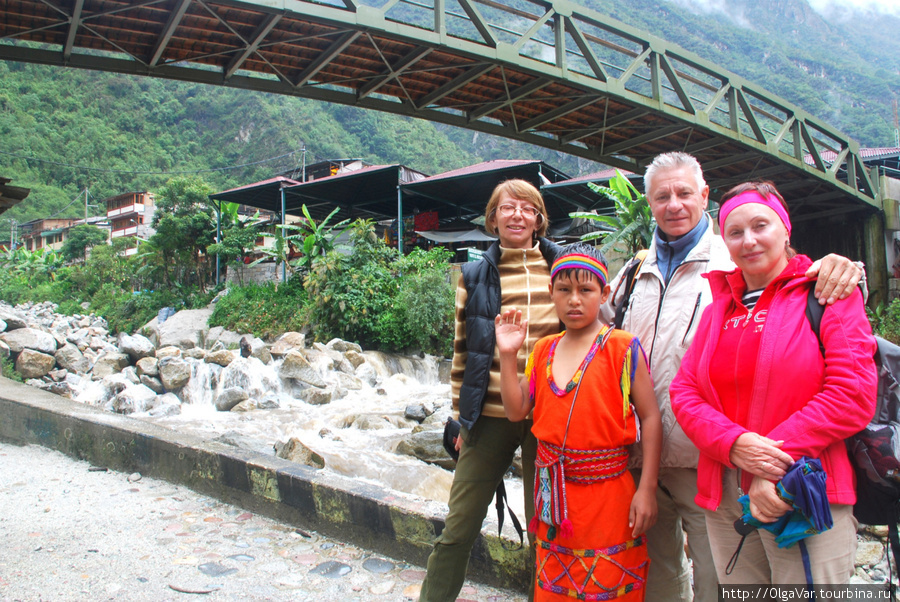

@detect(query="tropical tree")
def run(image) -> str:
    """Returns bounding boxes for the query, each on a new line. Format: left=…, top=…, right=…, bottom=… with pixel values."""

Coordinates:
left=131, top=238, right=171, bottom=291
left=150, top=176, right=216, bottom=290
left=571, top=170, right=655, bottom=255
left=66, top=237, right=133, bottom=298
left=207, top=202, right=260, bottom=264
left=61, top=224, right=109, bottom=262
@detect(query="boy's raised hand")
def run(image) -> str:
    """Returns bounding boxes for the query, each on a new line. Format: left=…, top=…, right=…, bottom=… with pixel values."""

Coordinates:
left=494, top=309, right=528, bottom=356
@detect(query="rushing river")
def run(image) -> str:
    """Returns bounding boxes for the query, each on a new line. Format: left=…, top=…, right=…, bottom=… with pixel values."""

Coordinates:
left=98, top=350, right=526, bottom=521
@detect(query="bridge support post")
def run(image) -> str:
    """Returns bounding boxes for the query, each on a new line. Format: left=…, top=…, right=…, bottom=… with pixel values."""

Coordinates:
left=863, top=209, right=888, bottom=308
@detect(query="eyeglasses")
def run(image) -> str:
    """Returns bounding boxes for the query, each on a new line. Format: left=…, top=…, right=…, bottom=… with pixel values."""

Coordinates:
left=496, top=204, right=540, bottom=218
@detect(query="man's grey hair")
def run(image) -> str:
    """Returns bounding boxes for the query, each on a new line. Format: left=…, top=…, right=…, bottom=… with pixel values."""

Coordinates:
left=644, top=152, right=706, bottom=195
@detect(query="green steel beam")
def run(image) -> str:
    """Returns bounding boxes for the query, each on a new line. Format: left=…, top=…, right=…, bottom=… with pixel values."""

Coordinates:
left=0, top=0, right=879, bottom=211
left=62, top=0, right=86, bottom=64
left=224, top=12, right=283, bottom=79
left=358, top=46, right=433, bottom=100
left=150, top=0, right=192, bottom=68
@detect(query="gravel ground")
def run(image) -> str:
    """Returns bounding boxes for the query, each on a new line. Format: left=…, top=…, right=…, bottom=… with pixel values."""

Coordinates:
left=0, top=442, right=524, bottom=602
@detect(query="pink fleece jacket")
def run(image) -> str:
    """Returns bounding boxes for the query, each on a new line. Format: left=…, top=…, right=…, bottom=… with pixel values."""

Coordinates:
left=670, top=254, right=877, bottom=511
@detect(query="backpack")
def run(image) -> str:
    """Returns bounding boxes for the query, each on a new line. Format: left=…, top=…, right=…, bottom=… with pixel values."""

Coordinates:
left=613, top=249, right=649, bottom=329
left=805, top=288, right=900, bottom=581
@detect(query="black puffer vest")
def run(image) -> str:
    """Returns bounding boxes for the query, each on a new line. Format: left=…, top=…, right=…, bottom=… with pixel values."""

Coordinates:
left=457, top=238, right=565, bottom=430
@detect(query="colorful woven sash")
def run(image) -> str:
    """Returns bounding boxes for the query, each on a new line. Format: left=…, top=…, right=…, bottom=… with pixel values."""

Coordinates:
left=532, top=440, right=629, bottom=539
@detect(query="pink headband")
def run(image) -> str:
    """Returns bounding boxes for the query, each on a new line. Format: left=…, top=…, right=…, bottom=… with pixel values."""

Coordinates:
left=718, top=190, right=791, bottom=234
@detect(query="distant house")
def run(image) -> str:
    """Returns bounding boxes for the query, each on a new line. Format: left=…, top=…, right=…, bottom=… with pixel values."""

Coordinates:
left=103, top=191, right=156, bottom=256
left=279, top=158, right=373, bottom=183
left=19, top=218, right=77, bottom=252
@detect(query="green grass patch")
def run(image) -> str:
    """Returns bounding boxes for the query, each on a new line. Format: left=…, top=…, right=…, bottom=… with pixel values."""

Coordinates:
left=208, top=278, right=309, bottom=341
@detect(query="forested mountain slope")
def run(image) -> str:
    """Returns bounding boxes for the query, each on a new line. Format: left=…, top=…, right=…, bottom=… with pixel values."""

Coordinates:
left=0, top=0, right=896, bottom=228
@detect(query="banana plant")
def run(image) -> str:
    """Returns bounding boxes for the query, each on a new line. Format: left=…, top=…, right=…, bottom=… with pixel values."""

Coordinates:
left=250, top=204, right=348, bottom=278
left=9, top=246, right=63, bottom=280
left=570, top=170, right=655, bottom=255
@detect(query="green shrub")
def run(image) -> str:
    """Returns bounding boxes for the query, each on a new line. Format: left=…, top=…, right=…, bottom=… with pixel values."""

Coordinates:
left=869, top=299, right=900, bottom=345
left=88, top=286, right=218, bottom=335
left=305, top=221, right=455, bottom=356
left=208, top=277, right=309, bottom=340
left=0, top=271, right=31, bottom=304
left=375, top=248, right=454, bottom=356
left=0, top=265, right=82, bottom=307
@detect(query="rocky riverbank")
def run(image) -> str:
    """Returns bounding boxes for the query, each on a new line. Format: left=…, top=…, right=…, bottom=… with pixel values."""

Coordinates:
left=0, top=299, right=894, bottom=588
left=0, top=300, right=463, bottom=483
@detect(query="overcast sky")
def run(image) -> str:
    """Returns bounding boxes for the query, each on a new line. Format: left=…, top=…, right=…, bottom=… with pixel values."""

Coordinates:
left=806, top=0, right=899, bottom=15
left=809, top=0, right=900, bottom=15
left=670, top=0, right=900, bottom=17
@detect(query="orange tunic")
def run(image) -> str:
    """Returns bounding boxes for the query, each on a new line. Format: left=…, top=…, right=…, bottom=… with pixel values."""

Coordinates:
left=526, top=327, right=648, bottom=601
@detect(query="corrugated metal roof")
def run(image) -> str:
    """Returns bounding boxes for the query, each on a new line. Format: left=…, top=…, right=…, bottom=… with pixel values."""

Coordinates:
left=805, top=147, right=900, bottom=165
left=411, top=160, right=539, bottom=184
left=551, top=169, right=633, bottom=185
left=215, top=176, right=300, bottom=196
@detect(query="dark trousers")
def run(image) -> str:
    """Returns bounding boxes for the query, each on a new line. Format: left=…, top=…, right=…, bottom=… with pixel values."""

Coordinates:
left=419, top=415, right=536, bottom=602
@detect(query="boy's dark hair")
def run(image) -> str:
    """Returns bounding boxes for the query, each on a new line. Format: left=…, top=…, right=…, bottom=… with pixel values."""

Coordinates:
left=551, top=242, right=609, bottom=284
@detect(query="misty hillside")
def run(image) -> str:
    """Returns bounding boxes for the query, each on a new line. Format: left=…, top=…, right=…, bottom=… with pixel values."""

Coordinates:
left=0, top=0, right=897, bottom=228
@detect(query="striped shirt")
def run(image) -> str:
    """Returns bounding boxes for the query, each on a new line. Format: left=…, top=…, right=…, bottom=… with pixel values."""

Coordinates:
left=451, top=243, right=561, bottom=420
left=742, top=288, right=764, bottom=311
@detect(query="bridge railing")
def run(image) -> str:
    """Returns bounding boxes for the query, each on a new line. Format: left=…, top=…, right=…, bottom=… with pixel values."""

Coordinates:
left=317, top=0, right=875, bottom=200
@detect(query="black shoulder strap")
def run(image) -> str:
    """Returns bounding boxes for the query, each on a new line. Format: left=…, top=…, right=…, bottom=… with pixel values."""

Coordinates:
left=805, top=286, right=826, bottom=356
left=613, top=249, right=648, bottom=329
left=494, top=481, right=524, bottom=550
left=890, top=519, right=900, bottom=599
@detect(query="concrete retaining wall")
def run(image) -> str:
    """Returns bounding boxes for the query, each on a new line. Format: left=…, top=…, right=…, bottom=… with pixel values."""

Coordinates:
left=225, top=261, right=281, bottom=286
left=0, top=377, right=529, bottom=591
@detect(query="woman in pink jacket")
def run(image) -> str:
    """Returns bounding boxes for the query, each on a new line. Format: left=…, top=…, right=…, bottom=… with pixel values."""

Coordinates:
left=669, top=181, right=877, bottom=585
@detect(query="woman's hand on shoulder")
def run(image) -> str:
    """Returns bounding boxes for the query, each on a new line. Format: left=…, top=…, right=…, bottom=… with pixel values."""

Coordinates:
left=729, top=432, right=794, bottom=480
left=629, top=485, right=658, bottom=538
left=748, top=475, right=792, bottom=523
left=494, top=309, right=528, bottom=356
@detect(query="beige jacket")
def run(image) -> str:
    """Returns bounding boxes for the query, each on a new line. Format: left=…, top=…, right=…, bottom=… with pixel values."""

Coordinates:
left=600, top=214, right=734, bottom=469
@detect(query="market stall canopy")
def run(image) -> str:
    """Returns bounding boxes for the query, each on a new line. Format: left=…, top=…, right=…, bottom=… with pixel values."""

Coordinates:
left=401, top=159, right=575, bottom=220
left=208, top=176, right=301, bottom=212
left=283, top=165, right=427, bottom=221
left=210, top=160, right=577, bottom=226
left=400, top=160, right=574, bottom=222
left=541, top=169, right=642, bottom=214
left=0, top=177, right=30, bottom=216
left=415, top=229, right=497, bottom=243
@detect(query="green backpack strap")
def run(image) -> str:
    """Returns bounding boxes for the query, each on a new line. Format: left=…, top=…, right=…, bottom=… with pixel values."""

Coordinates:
left=613, top=249, right=649, bottom=329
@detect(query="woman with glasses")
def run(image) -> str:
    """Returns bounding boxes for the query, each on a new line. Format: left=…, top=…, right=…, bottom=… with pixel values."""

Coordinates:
left=420, top=179, right=567, bottom=601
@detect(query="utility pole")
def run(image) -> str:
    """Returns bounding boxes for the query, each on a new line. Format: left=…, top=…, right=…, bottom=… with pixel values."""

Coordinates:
left=302, top=147, right=307, bottom=182
left=84, top=187, right=89, bottom=222
left=893, top=99, right=899, bottom=149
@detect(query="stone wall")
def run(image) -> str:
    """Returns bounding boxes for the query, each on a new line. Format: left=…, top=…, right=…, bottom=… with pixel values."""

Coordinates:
left=225, top=261, right=283, bottom=286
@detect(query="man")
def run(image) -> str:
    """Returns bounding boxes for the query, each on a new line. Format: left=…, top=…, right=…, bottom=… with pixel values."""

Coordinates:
left=599, top=151, right=863, bottom=602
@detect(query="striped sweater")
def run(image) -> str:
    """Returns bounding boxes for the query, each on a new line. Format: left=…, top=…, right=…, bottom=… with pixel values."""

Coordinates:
left=451, top=243, right=560, bottom=420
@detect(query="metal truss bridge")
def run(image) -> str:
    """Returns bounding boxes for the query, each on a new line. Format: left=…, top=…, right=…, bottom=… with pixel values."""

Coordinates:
left=0, top=0, right=881, bottom=221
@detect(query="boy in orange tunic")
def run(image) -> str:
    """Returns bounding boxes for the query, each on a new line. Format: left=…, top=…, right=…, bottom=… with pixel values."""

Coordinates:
left=496, top=246, right=662, bottom=601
